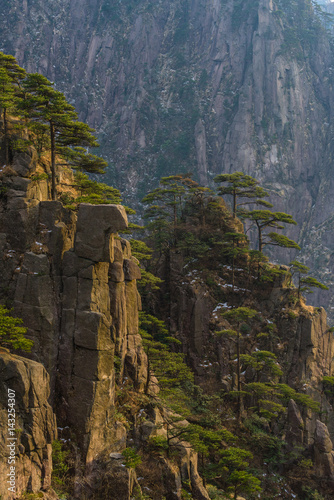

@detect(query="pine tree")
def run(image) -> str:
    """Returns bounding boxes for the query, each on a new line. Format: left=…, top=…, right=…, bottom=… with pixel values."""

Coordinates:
left=0, top=53, right=26, bottom=164
left=0, top=305, right=33, bottom=351
left=217, top=307, right=258, bottom=420
left=245, top=209, right=300, bottom=252
left=20, top=73, right=107, bottom=199
left=214, top=172, right=272, bottom=217
left=220, top=232, right=248, bottom=294
left=289, top=260, right=328, bottom=297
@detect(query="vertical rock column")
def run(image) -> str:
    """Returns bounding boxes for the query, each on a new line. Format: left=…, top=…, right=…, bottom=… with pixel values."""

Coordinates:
left=0, top=350, right=57, bottom=499
left=58, top=204, right=128, bottom=463
left=109, top=238, right=148, bottom=392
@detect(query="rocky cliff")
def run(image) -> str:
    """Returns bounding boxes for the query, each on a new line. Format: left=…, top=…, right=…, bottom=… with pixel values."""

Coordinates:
left=0, top=151, right=211, bottom=499
left=1, top=0, right=334, bottom=314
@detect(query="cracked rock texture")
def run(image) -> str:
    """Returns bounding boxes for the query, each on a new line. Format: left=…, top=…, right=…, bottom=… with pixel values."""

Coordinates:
left=0, top=349, right=57, bottom=499
left=0, top=155, right=209, bottom=499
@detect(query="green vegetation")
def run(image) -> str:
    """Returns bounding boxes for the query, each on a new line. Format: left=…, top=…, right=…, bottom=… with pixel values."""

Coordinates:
left=0, top=305, right=33, bottom=351
left=51, top=440, right=70, bottom=496
left=244, top=209, right=300, bottom=253
left=289, top=260, right=329, bottom=297
left=20, top=72, right=107, bottom=199
left=122, top=447, right=142, bottom=469
left=137, top=169, right=326, bottom=498
left=0, top=50, right=112, bottom=203
left=214, top=172, right=272, bottom=218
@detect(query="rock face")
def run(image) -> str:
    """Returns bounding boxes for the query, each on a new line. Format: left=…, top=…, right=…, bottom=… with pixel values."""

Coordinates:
left=0, top=160, right=209, bottom=498
left=285, top=399, right=304, bottom=447
left=0, top=159, right=148, bottom=492
left=0, top=349, right=57, bottom=499
left=1, top=0, right=334, bottom=314
left=314, top=420, right=334, bottom=482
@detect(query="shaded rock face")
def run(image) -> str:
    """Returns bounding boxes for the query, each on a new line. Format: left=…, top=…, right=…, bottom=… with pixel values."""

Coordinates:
left=1, top=0, right=334, bottom=314
left=0, top=350, right=57, bottom=499
left=314, top=420, right=334, bottom=483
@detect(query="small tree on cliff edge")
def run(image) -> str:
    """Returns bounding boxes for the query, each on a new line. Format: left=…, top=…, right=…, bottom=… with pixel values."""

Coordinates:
left=20, top=73, right=107, bottom=200
left=289, top=260, right=329, bottom=298
left=214, top=172, right=272, bottom=218
left=244, top=209, right=300, bottom=253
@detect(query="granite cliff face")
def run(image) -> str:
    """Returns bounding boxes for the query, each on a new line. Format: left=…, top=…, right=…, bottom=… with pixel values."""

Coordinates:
left=1, top=0, right=334, bottom=314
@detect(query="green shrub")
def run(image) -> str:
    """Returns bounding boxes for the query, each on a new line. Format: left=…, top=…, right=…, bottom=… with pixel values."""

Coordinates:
left=122, top=447, right=142, bottom=469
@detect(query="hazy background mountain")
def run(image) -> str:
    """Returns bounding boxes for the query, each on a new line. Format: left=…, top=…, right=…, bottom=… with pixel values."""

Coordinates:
left=1, top=0, right=334, bottom=317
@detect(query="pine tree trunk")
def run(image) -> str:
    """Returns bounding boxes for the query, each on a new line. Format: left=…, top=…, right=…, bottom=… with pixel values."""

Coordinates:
left=4, top=108, right=8, bottom=165
left=144, top=356, right=151, bottom=395
left=50, top=121, right=56, bottom=200
left=237, top=328, right=241, bottom=423
left=257, top=222, right=263, bottom=252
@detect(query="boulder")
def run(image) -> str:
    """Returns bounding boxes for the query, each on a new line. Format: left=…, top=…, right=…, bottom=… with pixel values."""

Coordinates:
left=109, top=262, right=125, bottom=282
left=285, top=399, right=304, bottom=446
left=75, top=204, right=128, bottom=261
left=123, top=258, right=141, bottom=281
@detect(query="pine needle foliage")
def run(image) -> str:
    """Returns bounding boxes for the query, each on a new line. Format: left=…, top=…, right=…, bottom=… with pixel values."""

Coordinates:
left=0, top=305, right=33, bottom=351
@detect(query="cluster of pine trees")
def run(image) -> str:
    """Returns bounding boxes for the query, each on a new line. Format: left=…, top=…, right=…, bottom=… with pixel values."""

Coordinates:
left=127, top=172, right=329, bottom=498
left=0, top=51, right=125, bottom=207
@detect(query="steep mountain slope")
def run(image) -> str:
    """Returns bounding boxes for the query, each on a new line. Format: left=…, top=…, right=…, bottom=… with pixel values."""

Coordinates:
left=1, top=0, right=334, bottom=314
left=1, top=143, right=334, bottom=498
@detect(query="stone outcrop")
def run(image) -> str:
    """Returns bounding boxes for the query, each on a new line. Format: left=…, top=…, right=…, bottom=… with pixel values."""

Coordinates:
left=0, top=161, right=150, bottom=494
left=0, top=161, right=212, bottom=499
left=314, top=420, right=334, bottom=483
left=0, top=349, right=57, bottom=499
left=285, top=399, right=304, bottom=447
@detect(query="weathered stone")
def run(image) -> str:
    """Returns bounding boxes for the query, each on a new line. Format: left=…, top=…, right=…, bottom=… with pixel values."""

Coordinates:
left=21, top=252, right=50, bottom=275
left=314, top=420, right=334, bottom=479
left=109, top=262, right=125, bottom=282
left=62, top=276, right=78, bottom=309
left=160, top=458, right=182, bottom=500
left=58, top=309, right=76, bottom=377
left=7, top=175, right=32, bottom=192
left=12, top=148, right=37, bottom=176
left=315, top=419, right=333, bottom=454
left=76, top=262, right=110, bottom=318
left=285, top=399, right=304, bottom=446
left=73, top=347, right=113, bottom=381
left=0, top=352, right=57, bottom=499
left=120, top=238, right=132, bottom=259
left=177, top=443, right=210, bottom=500
left=123, top=258, right=141, bottom=281
left=110, top=452, right=124, bottom=460
left=125, top=334, right=148, bottom=391
left=109, top=281, right=127, bottom=356
left=113, top=238, right=124, bottom=263
left=75, top=204, right=128, bottom=261
left=74, top=310, right=113, bottom=350
left=62, top=250, right=93, bottom=277
left=125, top=280, right=140, bottom=335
